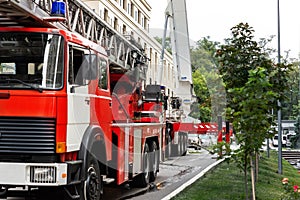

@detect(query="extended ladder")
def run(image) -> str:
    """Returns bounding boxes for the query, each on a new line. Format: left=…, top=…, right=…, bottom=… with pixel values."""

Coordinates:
left=0, top=0, right=147, bottom=72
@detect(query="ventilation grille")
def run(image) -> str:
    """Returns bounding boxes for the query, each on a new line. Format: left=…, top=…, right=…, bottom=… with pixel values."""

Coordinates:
left=0, top=117, right=56, bottom=154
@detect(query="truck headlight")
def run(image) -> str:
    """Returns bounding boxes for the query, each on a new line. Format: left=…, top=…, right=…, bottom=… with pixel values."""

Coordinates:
left=30, top=166, right=57, bottom=183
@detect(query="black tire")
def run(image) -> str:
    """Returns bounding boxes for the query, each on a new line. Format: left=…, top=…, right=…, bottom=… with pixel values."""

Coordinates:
left=171, top=134, right=181, bottom=157
left=0, top=186, right=7, bottom=198
left=165, top=135, right=172, bottom=159
left=178, top=134, right=183, bottom=156
left=135, top=143, right=150, bottom=187
left=182, top=134, right=187, bottom=156
left=149, top=141, right=159, bottom=182
left=80, top=152, right=103, bottom=200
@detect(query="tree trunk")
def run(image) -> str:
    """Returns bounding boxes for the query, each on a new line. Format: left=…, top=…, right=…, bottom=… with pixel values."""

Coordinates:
left=255, top=152, right=259, bottom=182
left=250, top=155, right=256, bottom=200
left=244, top=155, right=248, bottom=200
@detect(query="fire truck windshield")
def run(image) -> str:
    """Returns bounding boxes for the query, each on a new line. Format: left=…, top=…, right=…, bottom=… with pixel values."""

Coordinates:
left=0, top=32, right=64, bottom=91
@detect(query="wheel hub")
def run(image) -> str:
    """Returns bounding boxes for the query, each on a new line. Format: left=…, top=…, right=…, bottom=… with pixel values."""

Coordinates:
left=0, top=186, right=8, bottom=196
left=85, top=167, right=99, bottom=200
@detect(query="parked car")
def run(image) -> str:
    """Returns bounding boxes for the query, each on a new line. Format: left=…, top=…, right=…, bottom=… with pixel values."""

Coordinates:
left=188, top=134, right=202, bottom=150
left=273, top=134, right=279, bottom=147
left=199, top=134, right=214, bottom=147
left=272, top=134, right=288, bottom=147
left=282, top=135, right=287, bottom=147
left=286, top=132, right=296, bottom=147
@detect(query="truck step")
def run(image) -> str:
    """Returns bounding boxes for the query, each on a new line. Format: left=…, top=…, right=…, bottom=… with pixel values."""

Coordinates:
left=102, top=176, right=115, bottom=184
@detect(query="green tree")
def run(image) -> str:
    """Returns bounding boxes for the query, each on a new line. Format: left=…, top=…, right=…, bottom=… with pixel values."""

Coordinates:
left=190, top=37, right=226, bottom=122
left=291, top=114, right=300, bottom=148
left=291, top=98, right=300, bottom=148
left=190, top=69, right=211, bottom=122
left=216, top=22, right=293, bottom=200
left=285, top=61, right=300, bottom=120
left=155, top=35, right=226, bottom=122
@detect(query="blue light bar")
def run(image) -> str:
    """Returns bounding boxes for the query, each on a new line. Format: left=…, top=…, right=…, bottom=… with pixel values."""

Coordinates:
left=51, top=1, right=66, bottom=17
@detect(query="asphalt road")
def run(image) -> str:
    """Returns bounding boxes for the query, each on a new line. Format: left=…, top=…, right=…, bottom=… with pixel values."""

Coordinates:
left=102, top=148, right=221, bottom=200
left=128, top=149, right=221, bottom=200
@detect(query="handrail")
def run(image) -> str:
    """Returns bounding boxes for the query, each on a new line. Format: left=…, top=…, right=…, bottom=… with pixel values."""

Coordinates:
left=112, top=92, right=130, bottom=121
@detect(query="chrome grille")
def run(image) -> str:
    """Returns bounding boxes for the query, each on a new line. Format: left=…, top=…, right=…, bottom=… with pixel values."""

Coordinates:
left=0, top=117, right=56, bottom=154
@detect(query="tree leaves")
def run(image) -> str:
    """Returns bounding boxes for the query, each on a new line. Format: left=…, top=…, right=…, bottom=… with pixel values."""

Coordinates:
left=190, top=37, right=225, bottom=122
left=215, top=22, right=293, bottom=198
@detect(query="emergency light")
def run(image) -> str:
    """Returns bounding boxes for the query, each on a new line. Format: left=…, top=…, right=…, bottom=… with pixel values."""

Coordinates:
left=51, top=1, right=66, bottom=17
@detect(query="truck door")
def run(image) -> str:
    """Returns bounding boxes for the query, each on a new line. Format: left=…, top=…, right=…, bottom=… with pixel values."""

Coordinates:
left=95, top=57, right=112, bottom=160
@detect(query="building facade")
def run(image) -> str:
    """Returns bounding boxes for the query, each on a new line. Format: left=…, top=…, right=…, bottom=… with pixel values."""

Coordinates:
left=83, top=0, right=176, bottom=97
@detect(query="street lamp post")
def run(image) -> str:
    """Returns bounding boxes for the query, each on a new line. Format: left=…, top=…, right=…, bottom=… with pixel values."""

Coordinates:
left=277, top=0, right=282, bottom=175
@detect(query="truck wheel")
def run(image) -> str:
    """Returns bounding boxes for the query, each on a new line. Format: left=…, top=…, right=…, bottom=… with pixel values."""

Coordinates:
left=135, top=143, right=150, bottom=187
left=165, top=135, right=171, bottom=159
left=182, top=134, right=187, bottom=156
left=0, top=186, right=8, bottom=198
left=82, top=152, right=103, bottom=200
left=178, top=134, right=183, bottom=156
left=150, top=141, right=159, bottom=182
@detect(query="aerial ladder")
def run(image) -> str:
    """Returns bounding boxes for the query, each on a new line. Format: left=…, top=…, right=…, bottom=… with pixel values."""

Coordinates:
left=0, top=0, right=145, bottom=67
left=156, top=0, right=196, bottom=157
left=157, top=0, right=194, bottom=120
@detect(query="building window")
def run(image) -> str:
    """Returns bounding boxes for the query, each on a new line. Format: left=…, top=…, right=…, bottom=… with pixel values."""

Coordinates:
left=137, top=37, right=141, bottom=44
left=154, top=52, right=158, bottom=79
left=104, top=8, right=108, bottom=23
left=172, top=65, right=174, bottom=86
left=141, top=16, right=144, bottom=28
left=99, top=9, right=102, bottom=18
left=138, top=10, right=141, bottom=24
left=127, top=2, right=131, bottom=15
left=149, top=47, right=153, bottom=77
left=144, top=18, right=148, bottom=30
left=150, top=48, right=153, bottom=64
left=168, top=63, right=171, bottom=81
left=122, top=24, right=127, bottom=35
left=123, top=0, right=127, bottom=10
left=114, top=17, right=118, bottom=31
left=134, top=10, right=138, bottom=21
left=131, top=4, right=134, bottom=18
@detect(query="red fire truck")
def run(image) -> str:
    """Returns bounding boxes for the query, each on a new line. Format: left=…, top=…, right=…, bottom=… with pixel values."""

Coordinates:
left=0, top=0, right=190, bottom=199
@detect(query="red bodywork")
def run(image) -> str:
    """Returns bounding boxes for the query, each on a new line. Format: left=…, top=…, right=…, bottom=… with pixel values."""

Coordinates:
left=0, top=27, right=165, bottom=187
left=169, top=121, right=218, bottom=134
left=0, top=90, right=68, bottom=149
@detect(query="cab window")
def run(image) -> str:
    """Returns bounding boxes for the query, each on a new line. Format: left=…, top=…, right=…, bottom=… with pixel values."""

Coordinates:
left=98, top=58, right=108, bottom=90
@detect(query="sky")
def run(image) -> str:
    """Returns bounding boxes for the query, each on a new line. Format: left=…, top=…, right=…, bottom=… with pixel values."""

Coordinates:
left=147, top=0, right=300, bottom=59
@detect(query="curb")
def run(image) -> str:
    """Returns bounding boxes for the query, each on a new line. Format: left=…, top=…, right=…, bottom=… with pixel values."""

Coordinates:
left=161, top=158, right=225, bottom=200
